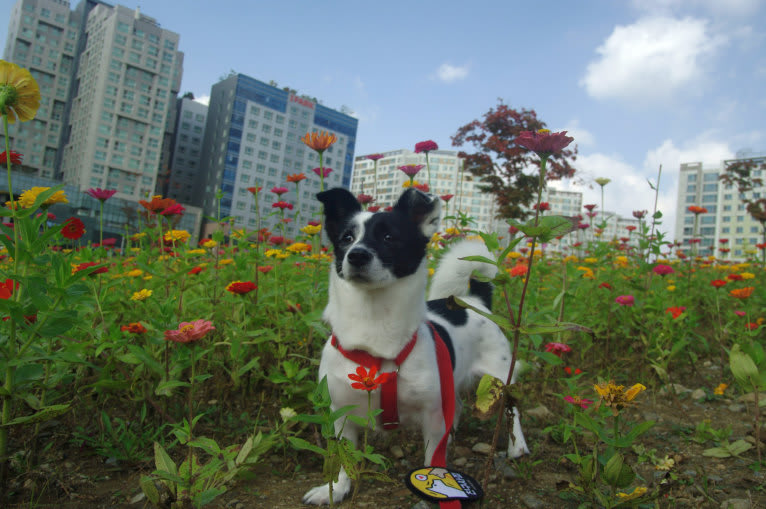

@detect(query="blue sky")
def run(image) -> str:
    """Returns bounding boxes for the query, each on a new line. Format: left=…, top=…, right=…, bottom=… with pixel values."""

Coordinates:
left=2, top=0, right=765, bottom=238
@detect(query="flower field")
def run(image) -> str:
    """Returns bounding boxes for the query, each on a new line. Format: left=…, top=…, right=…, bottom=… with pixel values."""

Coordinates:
left=1, top=61, right=765, bottom=508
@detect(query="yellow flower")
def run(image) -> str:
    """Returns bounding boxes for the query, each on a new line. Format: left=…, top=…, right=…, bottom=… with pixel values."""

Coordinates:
left=265, top=249, right=284, bottom=258
left=130, top=289, right=152, bottom=301
left=130, top=232, right=147, bottom=241
left=143, top=275, right=153, bottom=280
left=445, top=227, right=461, bottom=236
left=0, top=60, right=41, bottom=123
left=285, top=242, right=311, bottom=254
left=125, top=269, right=143, bottom=277
left=594, top=381, right=646, bottom=415
left=18, top=187, right=68, bottom=208
left=402, top=179, right=420, bottom=188
left=130, top=247, right=141, bottom=253
left=583, top=257, right=598, bottom=264
left=187, top=248, right=206, bottom=255
left=666, top=285, right=676, bottom=292
left=506, top=251, right=522, bottom=259
left=164, top=230, right=190, bottom=243
left=616, top=487, right=647, bottom=500
left=202, top=239, right=217, bottom=248
left=740, top=272, right=755, bottom=280
left=654, top=456, right=675, bottom=471
left=301, top=224, right=322, bottom=236
left=614, top=256, right=629, bottom=268
left=428, top=267, right=435, bottom=277
left=576, top=266, right=594, bottom=279
left=217, top=258, right=234, bottom=266
left=713, top=383, right=728, bottom=395
left=563, top=255, right=578, bottom=263
left=231, top=228, right=246, bottom=239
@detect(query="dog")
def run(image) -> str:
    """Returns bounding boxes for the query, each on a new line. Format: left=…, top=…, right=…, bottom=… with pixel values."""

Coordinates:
left=302, top=187, right=529, bottom=505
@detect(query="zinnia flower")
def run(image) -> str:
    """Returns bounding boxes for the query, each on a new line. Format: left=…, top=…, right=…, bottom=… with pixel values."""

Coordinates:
left=594, top=381, right=646, bottom=415
left=139, top=196, right=176, bottom=214
left=564, top=395, right=593, bottom=409
left=272, top=201, right=293, bottom=210
left=687, top=205, right=708, bottom=214
left=258, top=265, right=273, bottom=274
left=121, top=322, right=147, bottom=334
left=160, top=203, right=186, bottom=217
left=632, top=210, right=647, bottom=219
left=271, top=186, right=288, bottom=196
left=164, top=229, right=190, bottom=243
left=357, top=193, right=374, bottom=205
left=301, top=224, right=322, bottom=236
left=0, top=150, right=23, bottom=165
left=188, top=266, right=204, bottom=275
left=247, top=186, right=262, bottom=195
left=533, top=202, right=550, bottom=211
left=301, top=131, right=337, bottom=153
left=508, top=264, right=528, bottom=278
left=164, top=319, right=215, bottom=344
left=713, top=383, right=727, bottom=396
left=595, top=177, right=611, bottom=187
left=652, top=264, right=674, bottom=276
left=61, top=217, right=85, bottom=240
left=348, top=365, right=390, bottom=391
left=366, top=153, right=384, bottom=161
left=0, top=60, right=41, bottom=123
left=398, top=164, right=424, bottom=178
left=226, top=280, right=257, bottom=295
left=729, top=287, right=754, bottom=299
left=19, top=186, right=68, bottom=208
left=544, top=342, right=571, bottom=357
left=414, top=140, right=438, bottom=153
left=515, top=129, right=574, bottom=157
left=312, top=167, right=332, bottom=178
left=665, top=306, right=686, bottom=319
left=598, top=282, right=612, bottom=290
left=286, top=173, right=306, bottom=183
left=615, top=295, right=634, bottom=306
left=72, top=261, right=108, bottom=276
left=440, top=194, right=454, bottom=202
left=85, top=188, right=117, bottom=202
left=130, top=289, right=152, bottom=301
left=583, top=204, right=597, bottom=211
left=0, top=278, right=19, bottom=299
left=711, top=279, right=727, bottom=288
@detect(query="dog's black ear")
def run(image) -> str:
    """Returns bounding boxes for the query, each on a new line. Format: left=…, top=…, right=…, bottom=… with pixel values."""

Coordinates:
left=393, top=188, right=442, bottom=238
left=317, top=188, right=362, bottom=242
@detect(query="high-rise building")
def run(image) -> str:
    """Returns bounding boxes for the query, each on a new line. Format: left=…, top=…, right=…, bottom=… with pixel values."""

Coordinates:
left=676, top=156, right=766, bottom=259
left=351, top=149, right=506, bottom=234
left=159, top=95, right=206, bottom=205
left=195, top=73, right=358, bottom=237
left=2, top=0, right=183, bottom=202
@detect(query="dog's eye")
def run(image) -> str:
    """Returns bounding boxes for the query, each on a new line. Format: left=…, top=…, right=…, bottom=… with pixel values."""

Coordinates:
left=341, top=232, right=354, bottom=244
left=383, top=233, right=394, bottom=243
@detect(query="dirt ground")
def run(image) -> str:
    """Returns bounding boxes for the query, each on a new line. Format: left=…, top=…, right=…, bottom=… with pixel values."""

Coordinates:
left=4, top=367, right=766, bottom=508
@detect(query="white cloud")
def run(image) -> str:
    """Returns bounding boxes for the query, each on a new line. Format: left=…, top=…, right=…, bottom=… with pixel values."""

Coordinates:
left=581, top=16, right=725, bottom=102
left=435, top=63, right=469, bottom=83
left=194, top=95, right=210, bottom=106
left=561, top=120, right=595, bottom=147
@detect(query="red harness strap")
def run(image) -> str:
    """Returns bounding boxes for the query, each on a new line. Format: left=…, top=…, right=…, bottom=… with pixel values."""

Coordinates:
left=332, top=324, right=461, bottom=508
left=331, top=330, right=418, bottom=429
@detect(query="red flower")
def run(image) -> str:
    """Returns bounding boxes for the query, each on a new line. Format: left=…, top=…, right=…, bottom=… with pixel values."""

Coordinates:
left=398, top=164, right=424, bottom=177
left=287, top=302, right=302, bottom=313
left=652, top=264, right=674, bottom=276
left=440, top=194, right=454, bottom=202
left=348, top=365, right=390, bottom=391
left=272, top=201, right=294, bottom=210
left=139, top=196, right=177, bottom=214
left=544, top=342, right=571, bottom=357
left=414, top=140, right=438, bottom=153
left=0, top=150, right=23, bottom=165
left=0, top=279, right=19, bottom=299
left=632, top=210, right=647, bottom=219
left=727, top=273, right=743, bottom=281
left=357, top=194, right=374, bottom=205
left=226, top=281, right=257, bottom=295
left=269, top=235, right=285, bottom=245
left=583, top=204, right=597, bottom=212
left=509, top=264, right=528, bottom=278
left=247, top=186, right=262, bottom=195
left=598, top=282, right=612, bottom=290
left=687, top=205, right=708, bottom=215
left=615, top=295, right=634, bottom=306
left=625, top=225, right=637, bottom=232
left=258, top=265, right=273, bottom=274
left=286, top=173, right=307, bottom=183
left=533, top=202, right=551, bottom=211
left=757, top=242, right=766, bottom=250
left=61, top=217, right=85, bottom=240
left=301, top=131, right=337, bottom=153
left=367, top=205, right=381, bottom=212
left=271, top=186, right=289, bottom=196
left=164, top=319, right=215, bottom=344
left=745, top=322, right=760, bottom=331
left=366, top=153, right=384, bottom=161
left=72, top=261, right=108, bottom=276
left=414, top=183, right=430, bottom=192
left=515, top=130, right=573, bottom=157
left=711, top=280, right=727, bottom=289
left=508, top=225, right=519, bottom=235
left=121, top=322, right=147, bottom=334
left=188, top=266, right=204, bottom=275
left=719, top=238, right=729, bottom=244
left=665, top=306, right=686, bottom=319
left=564, top=367, right=583, bottom=376
left=85, top=188, right=117, bottom=202
left=312, top=167, right=333, bottom=178
left=160, top=203, right=185, bottom=216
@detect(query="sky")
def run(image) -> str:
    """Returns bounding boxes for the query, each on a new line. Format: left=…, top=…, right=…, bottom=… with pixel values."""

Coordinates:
left=2, top=0, right=765, bottom=239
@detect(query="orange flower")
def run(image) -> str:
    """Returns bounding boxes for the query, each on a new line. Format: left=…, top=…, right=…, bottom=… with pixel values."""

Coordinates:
left=139, top=196, right=177, bottom=214
left=300, top=131, right=337, bottom=153
left=121, top=322, right=147, bottom=334
left=348, top=365, right=390, bottom=391
left=286, top=173, right=307, bottom=183
left=729, top=287, right=754, bottom=299
left=687, top=205, right=708, bottom=215
left=508, top=264, right=528, bottom=278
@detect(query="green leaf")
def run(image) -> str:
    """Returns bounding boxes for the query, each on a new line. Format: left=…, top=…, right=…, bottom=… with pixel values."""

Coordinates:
left=2, top=403, right=70, bottom=427
left=509, top=215, right=577, bottom=243
left=602, top=453, right=635, bottom=488
left=449, top=296, right=512, bottom=330
left=153, top=441, right=178, bottom=489
left=140, top=475, right=160, bottom=505
left=155, top=379, right=191, bottom=396
left=528, top=350, right=564, bottom=366
left=459, top=254, right=497, bottom=266
left=478, top=232, right=500, bottom=252
left=287, top=436, right=327, bottom=456
left=521, top=322, right=593, bottom=336
left=730, top=344, right=759, bottom=388
left=474, top=374, right=505, bottom=420
left=194, top=487, right=227, bottom=506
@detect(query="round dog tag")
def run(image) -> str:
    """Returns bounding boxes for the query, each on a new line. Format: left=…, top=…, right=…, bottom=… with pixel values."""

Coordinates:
left=405, top=467, right=483, bottom=503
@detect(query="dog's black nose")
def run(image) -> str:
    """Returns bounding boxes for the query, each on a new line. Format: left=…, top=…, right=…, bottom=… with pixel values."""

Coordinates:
left=347, top=247, right=372, bottom=267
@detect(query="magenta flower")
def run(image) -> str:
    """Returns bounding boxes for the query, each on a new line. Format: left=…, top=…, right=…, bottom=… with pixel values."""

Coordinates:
left=398, top=164, right=424, bottom=177
left=583, top=204, right=597, bottom=212
left=440, top=194, right=454, bottom=202
left=615, top=295, right=635, bottom=307
left=366, top=153, right=384, bottom=161
left=544, top=342, right=572, bottom=358
left=652, top=264, right=674, bottom=276
left=272, top=201, right=294, bottom=210
left=632, top=210, right=647, bottom=219
left=85, top=188, right=117, bottom=202
left=271, top=186, right=289, bottom=196
left=564, top=395, right=594, bottom=409
left=414, top=140, right=438, bottom=153
left=734, top=310, right=746, bottom=317
left=160, top=203, right=186, bottom=217
left=577, top=223, right=590, bottom=230
left=312, top=167, right=333, bottom=178
left=357, top=194, right=374, bottom=205
left=515, top=130, right=573, bottom=157
left=164, top=319, right=215, bottom=344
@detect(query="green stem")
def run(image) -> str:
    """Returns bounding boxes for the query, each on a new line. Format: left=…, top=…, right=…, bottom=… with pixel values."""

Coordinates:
left=99, top=200, right=104, bottom=250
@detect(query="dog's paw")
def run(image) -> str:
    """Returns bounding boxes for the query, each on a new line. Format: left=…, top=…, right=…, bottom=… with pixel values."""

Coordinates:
left=303, top=479, right=351, bottom=506
left=507, top=437, right=530, bottom=459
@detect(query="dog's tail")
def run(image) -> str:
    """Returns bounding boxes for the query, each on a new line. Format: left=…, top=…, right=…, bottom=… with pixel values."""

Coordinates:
left=428, top=240, right=497, bottom=309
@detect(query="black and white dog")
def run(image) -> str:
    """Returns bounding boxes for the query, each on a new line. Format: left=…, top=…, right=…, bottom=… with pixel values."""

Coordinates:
left=303, top=187, right=528, bottom=505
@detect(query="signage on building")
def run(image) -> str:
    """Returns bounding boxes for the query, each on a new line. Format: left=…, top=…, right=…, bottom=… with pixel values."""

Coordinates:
left=290, top=95, right=315, bottom=109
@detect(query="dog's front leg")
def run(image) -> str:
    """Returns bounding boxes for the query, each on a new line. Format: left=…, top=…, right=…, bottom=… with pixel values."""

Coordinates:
left=421, top=406, right=447, bottom=465
left=302, top=418, right=358, bottom=505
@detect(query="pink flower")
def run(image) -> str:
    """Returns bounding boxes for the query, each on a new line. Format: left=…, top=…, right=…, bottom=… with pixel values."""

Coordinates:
left=271, top=186, right=289, bottom=196
left=515, top=130, right=573, bottom=157
left=367, top=205, right=381, bottom=212
left=652, top=264, right=674, bottom=276
left=160, top=203, right=185, bottom=216
left=583, top=204, right=597, bottom=211
left=734, top=310, right=746, bottom=317
left=85, top=188, right=117, bottom=202
left=357, top=194, right=374, bottom=205
left=272, top=201, right=294, bottom=210
left=440, top=194, right=454, bottom=202
left=366, top=153, right=384, bottom=161
left=544, top=342, right=571, bottom=357
left=577, top=223, right=590, bottom=230
left=414, top=140, right=438, bottom=153
left=632, top=210, right=647, bottom=219
left=615, top=295, right=634, bottom=307
left=312, top=167, right=333, bottom=178
left=398, top=164, right=424, bottom=177
left=564, top=395, right=593, bottom=409
left=164, top=319, right=215, bottom=344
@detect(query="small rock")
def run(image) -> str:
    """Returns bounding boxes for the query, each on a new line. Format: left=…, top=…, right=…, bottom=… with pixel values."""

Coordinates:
left=494, top=456, right=518, bottom=479
left=525, top=405, right=553, bottom=420
left=720, top=499, right=750, bottom=509
left=659, top=384, right=691, bottom=395
left=703, top=360, right=712, bottom=367
left=683, top=469, right=697, bottom=478
left=411, top=501, right=432, bottom=509
left=708, top=475, right=724, bottom=482
left=453, top=456, right=467, bottom=467
left=691, top=388, right=706, bottom=400
left=737, top=392, right=766, bottom=405
left=521, top=493, right=546, bottom=508
left=472, top=442, right=492, bottom=455
left=728, top=404, right=746, bottom=412
left=129, top=493, right=145, bottom=504
left=454, top=446, right=471, bottom=457
left=390, top=445, right=404, bottom=459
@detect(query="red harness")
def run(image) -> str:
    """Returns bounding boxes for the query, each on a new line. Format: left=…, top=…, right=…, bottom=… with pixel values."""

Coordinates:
left=332, top=323, right=460, bottom=508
